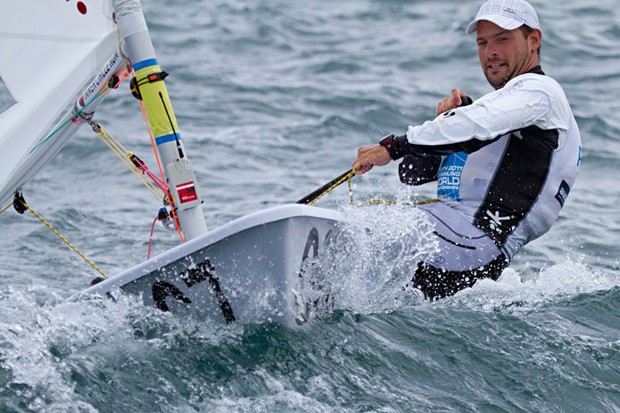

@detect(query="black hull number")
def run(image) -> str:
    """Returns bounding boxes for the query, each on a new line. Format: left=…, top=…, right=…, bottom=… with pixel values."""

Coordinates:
left=151, top=260, right=236, bottom=323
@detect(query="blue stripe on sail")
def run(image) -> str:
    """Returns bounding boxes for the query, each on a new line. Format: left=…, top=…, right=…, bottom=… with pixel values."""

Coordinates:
left=133, top=58, right=158, bottom=71
left=155, top=133, right=181, bottom=145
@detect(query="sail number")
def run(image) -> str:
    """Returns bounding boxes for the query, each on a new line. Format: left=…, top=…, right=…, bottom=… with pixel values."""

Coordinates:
left=149, top=226, right=335, bottom=323
left=151, top=259, right=235, bottom=323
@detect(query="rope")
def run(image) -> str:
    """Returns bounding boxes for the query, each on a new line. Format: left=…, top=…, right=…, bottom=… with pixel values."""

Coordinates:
left=300, top=169, right=437, bottom=207
left=348, top=176, right=354, bottom=205
left=93, top=123, right=165, bottom=201
left=361, top=198, right=439, bottom=207
left=147, top=215, right=158, bottom=260
left=0, top=202, right=11, bottom=216
left=16, top=198, right=108, bottom=279
left=306, top=170, right=356, bottom=206
left=30, top=68, right=128, bottom=155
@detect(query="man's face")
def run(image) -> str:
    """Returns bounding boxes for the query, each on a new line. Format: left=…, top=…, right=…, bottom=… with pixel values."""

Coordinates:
left=475, top=20, right=540, bottom=89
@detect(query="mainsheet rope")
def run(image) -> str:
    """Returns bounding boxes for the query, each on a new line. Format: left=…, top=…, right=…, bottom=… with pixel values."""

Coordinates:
left=305, top=170, right=356, bottom=206
left=300, top=169, right=439, bottom=207
left=299, top=169, right=356, bottom=206
left=363, top=198, right=439, bottom=207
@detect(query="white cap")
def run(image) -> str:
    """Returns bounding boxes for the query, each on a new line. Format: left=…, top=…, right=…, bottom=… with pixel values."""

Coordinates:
left=466, top=0, right=540, bottom=34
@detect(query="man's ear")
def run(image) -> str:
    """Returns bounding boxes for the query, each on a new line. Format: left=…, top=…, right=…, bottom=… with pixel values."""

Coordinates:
left=529, top=28, right=542, bottom=53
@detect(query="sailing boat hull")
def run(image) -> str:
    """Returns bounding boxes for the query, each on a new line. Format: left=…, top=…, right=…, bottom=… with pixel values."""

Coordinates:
left=75, top=204, right=344, bottom=326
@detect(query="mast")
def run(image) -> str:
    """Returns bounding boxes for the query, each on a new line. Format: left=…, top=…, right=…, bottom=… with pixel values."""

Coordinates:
left=113, top=0, right=208, bottom=241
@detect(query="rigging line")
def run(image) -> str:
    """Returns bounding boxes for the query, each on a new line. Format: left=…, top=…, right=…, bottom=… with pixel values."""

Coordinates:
left=14, top=196, right=108, bottom=279
left=158, top=92, right=184, bottom=158
left=0, top=202, right=12, bottom=216
left=32, top=89, right=107, bottom=154
left=29, top=67, right=129, bottom=155
left=348, top=175, right=353, bottom=205
left=29, top=89, right=106, bottom=154
left=129, top=155, right=168, bottom=193
left=361, top=198, right=440, bottom=207
left=305, top=170, right=356, bottom=206
left=133, top=69, right=185, bottom=243
left=147, top=215, right=158, bottom=260
left=101, top=133, right=163, bottom=200
left=93, top=123, right=164, bottom=201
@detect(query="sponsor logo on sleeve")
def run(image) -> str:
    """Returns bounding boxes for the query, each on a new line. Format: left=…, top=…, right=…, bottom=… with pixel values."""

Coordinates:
left=555, top=180, right=571, bottom=207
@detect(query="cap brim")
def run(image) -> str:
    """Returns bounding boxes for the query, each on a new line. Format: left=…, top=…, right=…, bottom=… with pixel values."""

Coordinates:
left=466, top=15, right=523, bottom=34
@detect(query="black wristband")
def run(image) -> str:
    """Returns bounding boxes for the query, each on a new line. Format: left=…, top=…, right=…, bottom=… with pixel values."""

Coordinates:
left=379, top=134, right=409, bottom=160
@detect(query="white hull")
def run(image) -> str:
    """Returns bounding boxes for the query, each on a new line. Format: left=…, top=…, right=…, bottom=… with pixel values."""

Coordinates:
left=75, top=204, right=345, bottom=326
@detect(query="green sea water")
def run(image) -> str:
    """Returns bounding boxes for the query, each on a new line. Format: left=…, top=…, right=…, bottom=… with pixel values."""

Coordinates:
left=0, top=0, right=618, bottom=411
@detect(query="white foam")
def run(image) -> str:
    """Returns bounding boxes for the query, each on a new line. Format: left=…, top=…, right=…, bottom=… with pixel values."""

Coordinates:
left=0, top=286, right=242, bottom=411
left=444, top=255, right=618, bottom=312
left=297, top=203, right=437, bottom=319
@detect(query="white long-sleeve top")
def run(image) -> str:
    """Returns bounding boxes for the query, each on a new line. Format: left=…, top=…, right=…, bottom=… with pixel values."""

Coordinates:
left=403, top=69, right=582, bottom=260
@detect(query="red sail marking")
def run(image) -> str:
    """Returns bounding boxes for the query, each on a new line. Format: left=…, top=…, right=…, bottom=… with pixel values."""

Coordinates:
left=77, top=1, right=87, bottom=14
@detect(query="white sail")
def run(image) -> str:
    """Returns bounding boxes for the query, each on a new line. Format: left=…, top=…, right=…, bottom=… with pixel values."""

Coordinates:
left=0, top=0, right=118, bottom=207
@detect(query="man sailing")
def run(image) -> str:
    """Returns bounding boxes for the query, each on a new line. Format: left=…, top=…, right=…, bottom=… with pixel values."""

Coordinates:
left=351, top=0, right=582, bottom=299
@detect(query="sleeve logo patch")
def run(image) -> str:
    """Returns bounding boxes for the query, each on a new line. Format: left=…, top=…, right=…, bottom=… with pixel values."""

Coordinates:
left=555, top=180, right=570, bottom=207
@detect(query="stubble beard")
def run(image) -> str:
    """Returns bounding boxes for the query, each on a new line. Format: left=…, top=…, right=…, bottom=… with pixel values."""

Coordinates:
left=484, top=64, right=514, bottom=90
left=484, top=46, right=530, bottom=90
